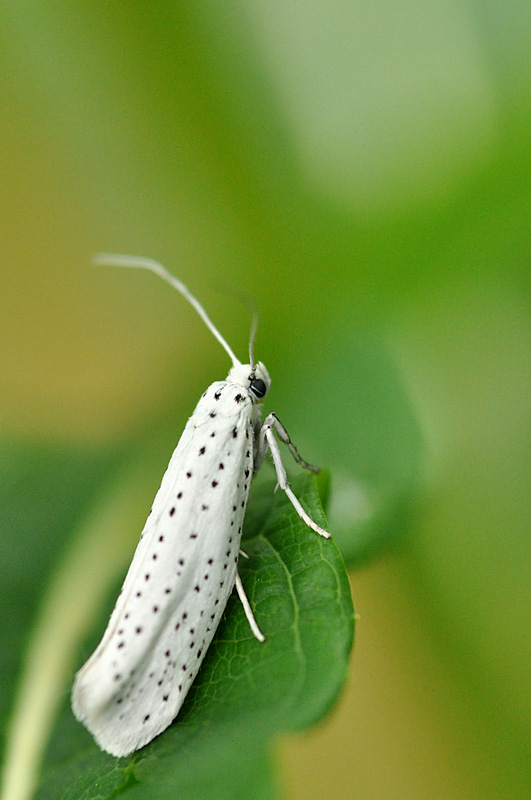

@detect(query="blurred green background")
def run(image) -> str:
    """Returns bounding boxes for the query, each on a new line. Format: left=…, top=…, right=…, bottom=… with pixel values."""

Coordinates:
left=1, top=1, right=530, bottom=798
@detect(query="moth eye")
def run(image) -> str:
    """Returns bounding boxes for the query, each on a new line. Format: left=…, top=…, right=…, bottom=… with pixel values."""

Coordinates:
left=250, top=378, right=267, bottom=399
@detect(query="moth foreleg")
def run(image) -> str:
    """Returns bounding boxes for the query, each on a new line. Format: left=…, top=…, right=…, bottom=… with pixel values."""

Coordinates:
left=257, top=414, right=330, bottom=539
left=254, top=412, right=319, bottom=473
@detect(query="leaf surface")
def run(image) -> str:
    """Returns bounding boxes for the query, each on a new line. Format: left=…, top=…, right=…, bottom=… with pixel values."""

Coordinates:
left=34, top=471, right=353, bottom=799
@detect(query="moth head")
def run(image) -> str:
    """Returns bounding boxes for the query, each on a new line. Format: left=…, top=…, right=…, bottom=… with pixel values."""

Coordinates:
left=249, top=361, right=271, bottom=400
left=228, top=361, right=271, bottom=401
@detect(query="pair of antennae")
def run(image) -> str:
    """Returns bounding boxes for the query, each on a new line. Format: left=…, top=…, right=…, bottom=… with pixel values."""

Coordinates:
left=93, top=254, right=258, bottom=370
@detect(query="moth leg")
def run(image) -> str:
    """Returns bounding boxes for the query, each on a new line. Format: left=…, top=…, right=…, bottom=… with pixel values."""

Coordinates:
left=254, top=413, right=319, bottom=473
left=257, top=415, right=330, bottom=539
left=270, top=413, right=320, bottom=472
left=235, top=573, right=265, bottom=642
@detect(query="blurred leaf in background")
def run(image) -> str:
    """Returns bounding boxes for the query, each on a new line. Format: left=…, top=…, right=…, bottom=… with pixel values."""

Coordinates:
left=0, top=0, right=530, bottom=798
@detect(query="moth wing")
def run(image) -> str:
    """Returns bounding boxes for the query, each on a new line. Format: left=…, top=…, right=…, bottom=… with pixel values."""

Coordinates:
left=72, top=383, right=255, bottom=756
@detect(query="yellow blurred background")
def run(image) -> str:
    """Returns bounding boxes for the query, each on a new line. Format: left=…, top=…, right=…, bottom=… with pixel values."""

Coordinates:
left=1, top=2, right=529, bottom=798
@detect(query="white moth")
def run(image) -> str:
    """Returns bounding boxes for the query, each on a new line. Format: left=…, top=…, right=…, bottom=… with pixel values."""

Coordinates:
left=71, top=254, right=329, bottom=757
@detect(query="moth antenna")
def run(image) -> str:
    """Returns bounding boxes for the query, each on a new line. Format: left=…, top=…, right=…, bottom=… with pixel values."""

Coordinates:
left=248, top=311, right=259, bottom=372
left=93, top=254, right=241, bottom=367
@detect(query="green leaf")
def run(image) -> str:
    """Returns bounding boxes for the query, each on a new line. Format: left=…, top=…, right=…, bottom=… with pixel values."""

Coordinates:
left=35, top=472, right=353, bottom=799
